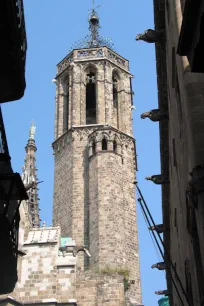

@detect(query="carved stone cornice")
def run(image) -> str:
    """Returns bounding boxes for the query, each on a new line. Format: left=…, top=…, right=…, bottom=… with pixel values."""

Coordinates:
left=52, top=125, right=136, bottom=155
left=56, top=47, right=132, bottom=78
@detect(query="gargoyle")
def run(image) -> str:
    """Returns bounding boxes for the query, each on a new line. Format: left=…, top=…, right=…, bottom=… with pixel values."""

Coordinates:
left=73, top=246, right=91, bottom=258
left=155, top=290, right=169, bottom=296
left=149, top=224, right=164, bottom=234
left=151, top=262, right=166, bottom=270
left=24, top=180, right=44, bottom=192
left=141, top=109, right=168, bottom=122
left=136, top=29, right=165, bottom=43
left=145, top=175, right=169, bottom=185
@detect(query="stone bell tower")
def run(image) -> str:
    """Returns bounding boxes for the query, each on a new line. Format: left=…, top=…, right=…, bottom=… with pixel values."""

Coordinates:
left=52, top=8, right=142, bottom=304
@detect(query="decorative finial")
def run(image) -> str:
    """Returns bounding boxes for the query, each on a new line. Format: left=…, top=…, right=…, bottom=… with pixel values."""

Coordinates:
left=68, top=1, right=114, bottom=51
left=29, top=121, right=36, bottom=140
left=89, top=5, right=100, bottom=47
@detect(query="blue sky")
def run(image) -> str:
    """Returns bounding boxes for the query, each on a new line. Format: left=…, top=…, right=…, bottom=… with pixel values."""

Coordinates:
left=2, top=1, right=165, bottom=305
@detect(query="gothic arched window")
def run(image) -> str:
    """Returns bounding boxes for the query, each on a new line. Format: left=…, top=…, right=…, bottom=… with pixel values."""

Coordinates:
left=92, top=140, right=96, bottom=154
left=113, top=140, right=117, bottom=152
left=112, top=76, right=118, bottom=107
left=86, top=71, right=96, bottom=124
left=102, top=137, right=107, bottom=151
left=63, top=77, right=69, bottom=133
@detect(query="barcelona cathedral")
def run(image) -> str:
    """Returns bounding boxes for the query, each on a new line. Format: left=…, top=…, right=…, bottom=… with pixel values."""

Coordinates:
left=0, top=7, right=143, bottom=306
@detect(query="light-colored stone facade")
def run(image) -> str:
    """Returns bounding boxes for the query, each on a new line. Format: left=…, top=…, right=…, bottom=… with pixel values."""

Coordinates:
left=139, top=0, right=204, bottom=305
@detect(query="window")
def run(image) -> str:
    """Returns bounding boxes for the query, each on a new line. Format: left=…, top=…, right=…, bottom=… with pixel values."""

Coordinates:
left=102, top=138, right=107, bottom=151
left=180, top=0, right=185, bottom=13
left=166, top=0, right=170, bottom=24
left=174, top=208, right=177, bottom=229
left=172, top=138, right=177, bottom=167
left=112, top=71, right=120, bottom=128
left=112, top=76, right=118, bottom=107
left=175, top=72, right=183, bottom=138
left=63, top=84, right=69, bottom=133
left=172, top=47, right=176, bottom=89
left=92, top=140, right=96, bottom=154
left=185, top=259, right=194, bottom=305
left=113, top=140, right=117, bottom=152
left=86, top=72, right=96, bottom=124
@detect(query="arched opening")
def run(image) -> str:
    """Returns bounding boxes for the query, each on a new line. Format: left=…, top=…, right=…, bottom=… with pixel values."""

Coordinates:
left=102, top=137, right=107, bottom=151
left=63, top=77, right=69, bottom=133
left=86, top=71, right=96, bottom=124
left=112, top=71, right=120, bottom=129
left=92, top=140, right=96, bottom=155
left=112, top=76, right=118, bottom=107
left=113, top=140, right=117, bottom=152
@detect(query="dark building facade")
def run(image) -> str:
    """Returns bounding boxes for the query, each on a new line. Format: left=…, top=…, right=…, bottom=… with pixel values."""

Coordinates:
left=0, top=0, right=27, bottom=102
left=0, top=0, right=28, bottom=294
left=0, top=107, right=28, bottom=294
left=178, top=0, right=204, bottom=72
left=137, top=0, right=204, bottom=305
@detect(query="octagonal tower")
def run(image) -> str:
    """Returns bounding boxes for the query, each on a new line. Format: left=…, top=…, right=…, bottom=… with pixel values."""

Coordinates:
left=52, top=8, right=142, bottom=304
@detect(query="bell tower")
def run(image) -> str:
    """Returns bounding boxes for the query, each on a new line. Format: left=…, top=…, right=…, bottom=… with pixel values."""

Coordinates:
left=52, top=8, right=142, bottom=304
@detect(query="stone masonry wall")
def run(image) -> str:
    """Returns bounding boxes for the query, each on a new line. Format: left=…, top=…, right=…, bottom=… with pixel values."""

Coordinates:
left=1, top=227, right=77, bottom=304
left=88, top=127, right=142, bottom=303
left=163, top=0, right=204, bottom=304
left=122, top=138, right=141, bottom=303
left=53, top=46, right=142, bottom=304
left=76, top=271, right=125, bottom=306
left=89, top=150, right=125, bottom=269
left=55, top=49, right=133, bottom=139
left=53, top=133, right=73, bottom=237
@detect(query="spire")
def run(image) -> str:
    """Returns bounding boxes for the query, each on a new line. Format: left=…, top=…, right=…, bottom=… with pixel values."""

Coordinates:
left=22, top=122, right=40, bottom=228
left=29, top=121, right=36, bottom=140
left=88, top=1, right=100, bottom=47
left=69, top=1, right=114, bottom=51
